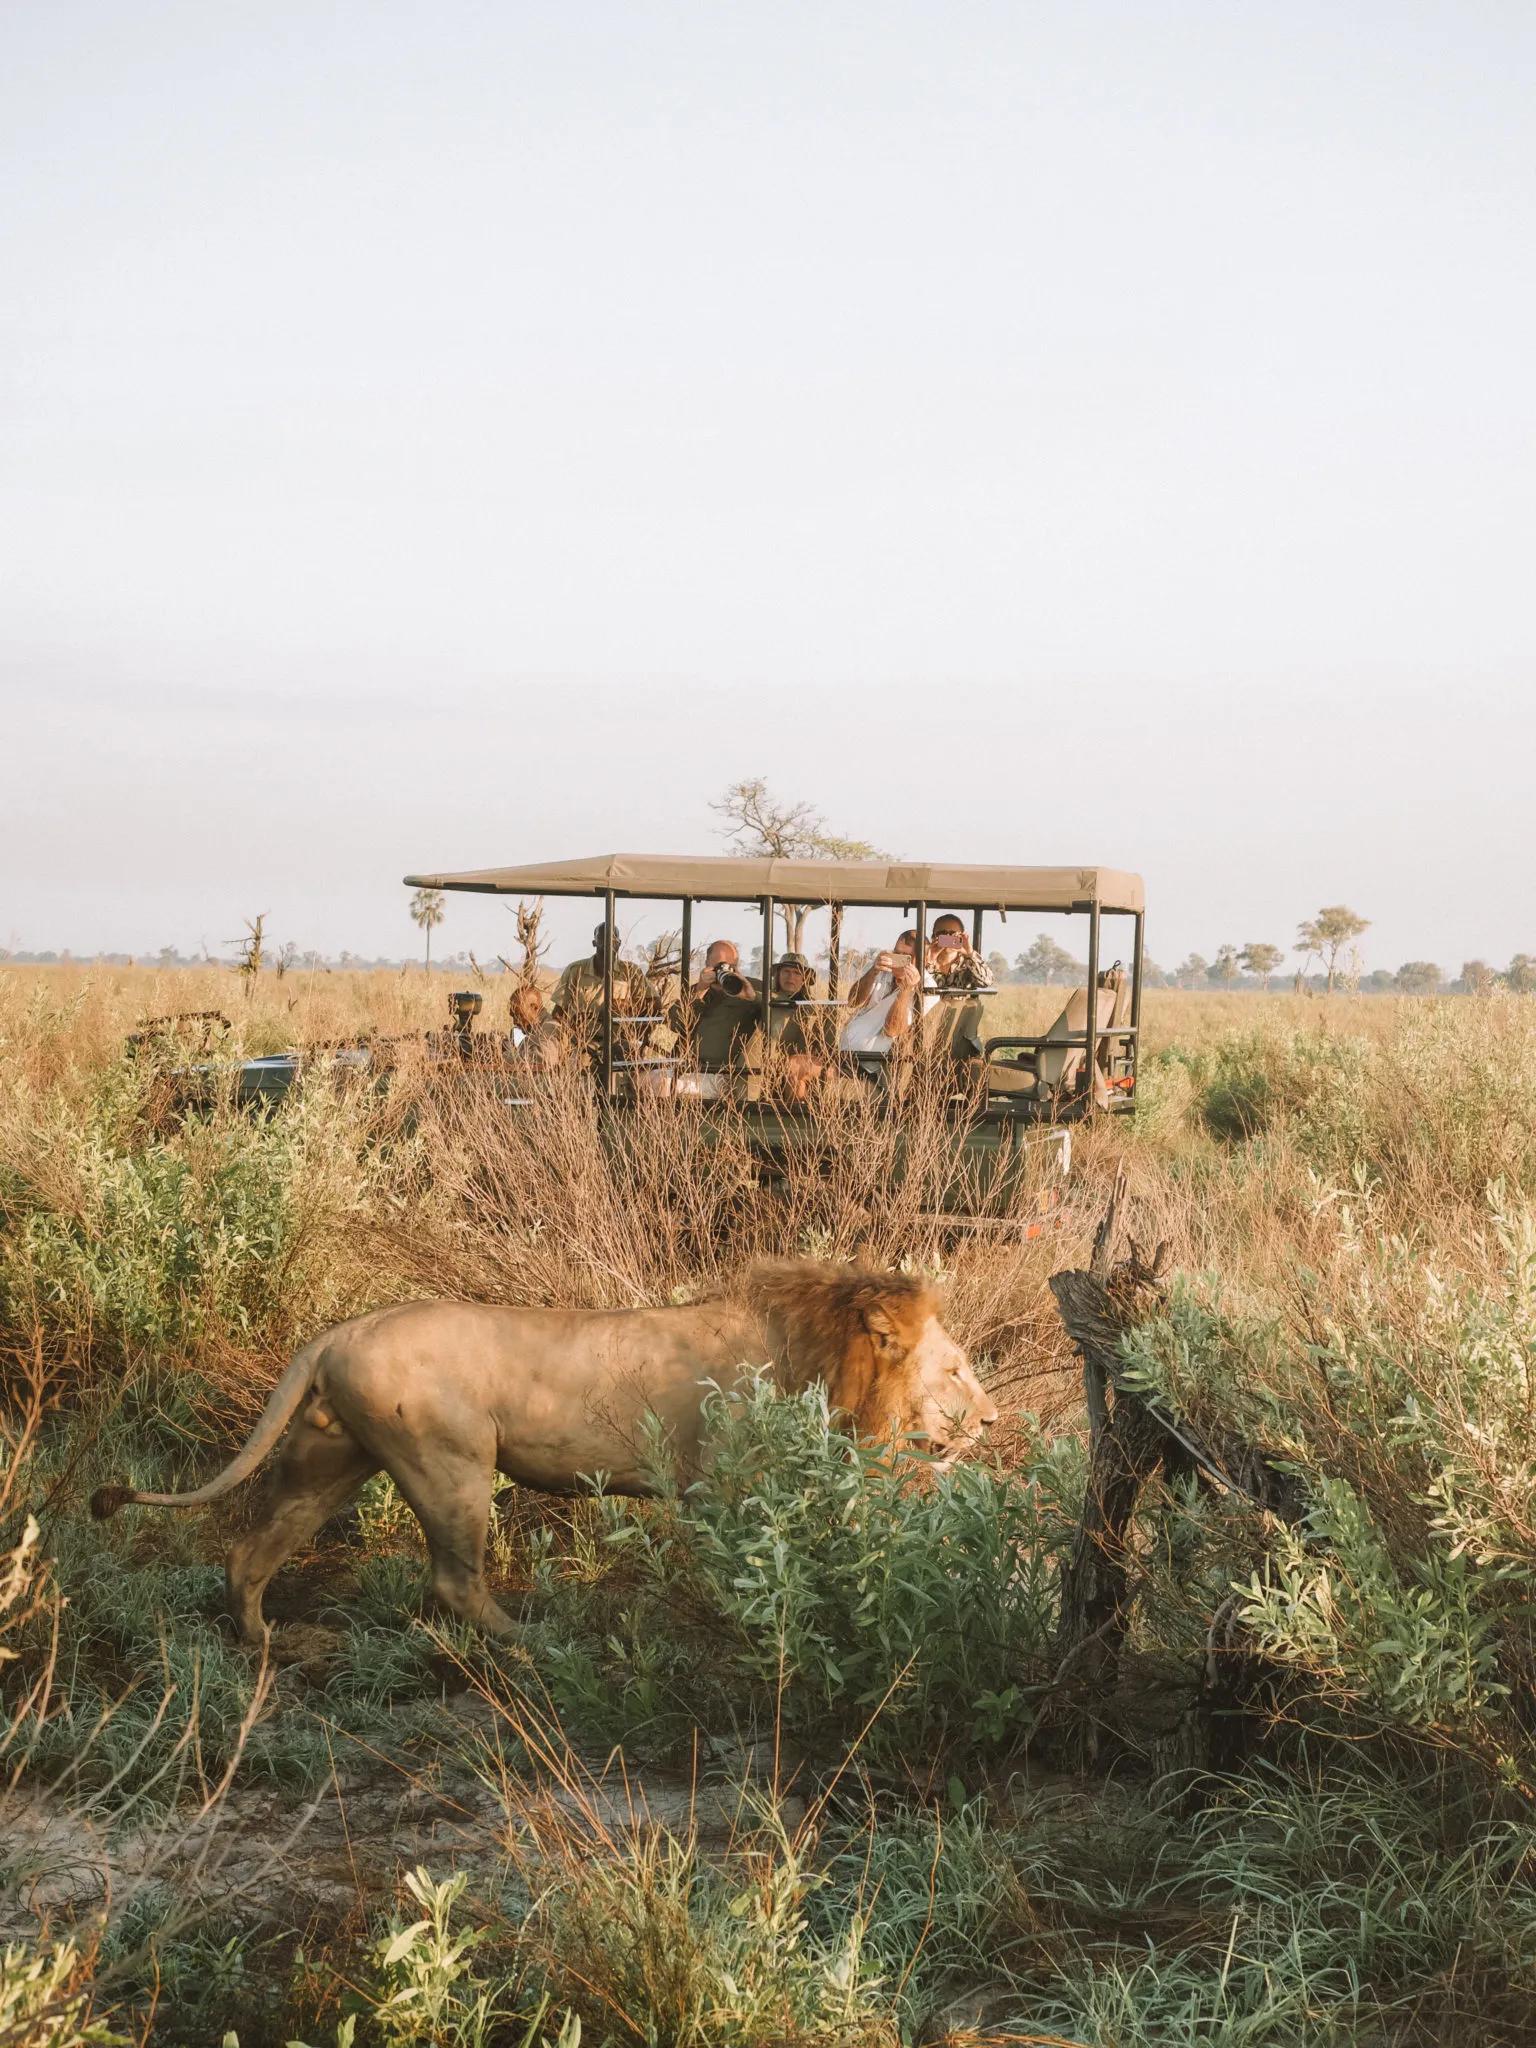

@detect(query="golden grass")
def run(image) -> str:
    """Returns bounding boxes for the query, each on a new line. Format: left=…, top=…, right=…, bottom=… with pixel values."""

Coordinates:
left=0, top=959, right=1432, bottom=1088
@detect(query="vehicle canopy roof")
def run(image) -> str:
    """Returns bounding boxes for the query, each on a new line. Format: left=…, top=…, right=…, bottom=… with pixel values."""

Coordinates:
left=403, top=852, right=1144, bottom=915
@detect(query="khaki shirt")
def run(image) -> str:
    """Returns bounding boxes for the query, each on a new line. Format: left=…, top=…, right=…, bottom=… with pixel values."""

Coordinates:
left=552, top=956, right=651, bottom=1017
left=553, top=955, right=658, bottom=1061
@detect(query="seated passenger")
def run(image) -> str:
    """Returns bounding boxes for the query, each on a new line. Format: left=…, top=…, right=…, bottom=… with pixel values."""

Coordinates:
left=922, top=916, right=996, bottom=1067
left=758, top=951, right=830, bottom=1101
left=551, top=922, right=652, bottom=1059
left=838, top=930, right=938, bottom=1059
left=983, top=968, right=1125, bottom=1107
left=929, top=917, right=994, bottom=989
left=667, top=939, right=759, bottom=1094
left=505, top=984, right=565, bottom=1069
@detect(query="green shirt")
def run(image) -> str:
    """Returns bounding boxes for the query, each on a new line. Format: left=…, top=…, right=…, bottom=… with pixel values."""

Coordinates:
left=765, top=997, right=827, bottom=1057
left=671, top=987, right=759, bottom=1071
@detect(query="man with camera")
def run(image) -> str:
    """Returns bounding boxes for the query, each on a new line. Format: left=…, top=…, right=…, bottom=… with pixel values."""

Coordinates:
left=668, top=938, right=759, bottom=1091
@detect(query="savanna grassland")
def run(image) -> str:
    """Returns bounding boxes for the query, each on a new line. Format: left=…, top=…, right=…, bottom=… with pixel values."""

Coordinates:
left=5, top=964, right=1536, bottom=2046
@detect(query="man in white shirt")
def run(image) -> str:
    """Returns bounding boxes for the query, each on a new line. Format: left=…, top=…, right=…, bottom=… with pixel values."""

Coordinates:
left=839, top=929, right=938, bottom=1057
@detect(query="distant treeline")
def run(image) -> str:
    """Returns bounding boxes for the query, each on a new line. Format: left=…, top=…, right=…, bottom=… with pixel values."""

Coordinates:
left=5, top=943, right=1532, bottom=997
left=0, top=948, right=473, bottom=973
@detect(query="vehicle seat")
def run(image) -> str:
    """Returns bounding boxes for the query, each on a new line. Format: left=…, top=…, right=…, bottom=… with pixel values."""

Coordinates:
left=982, top=985, right=1095, bottom=1102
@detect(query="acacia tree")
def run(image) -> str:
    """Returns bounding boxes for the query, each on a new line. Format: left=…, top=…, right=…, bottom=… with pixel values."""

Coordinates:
left=1508, top=954, right=1536, bottom=994
left=1460, top=960, right=1497, bottom=996
left=1176, top=953, right=1209, bottom=990
left=1395, top=960, right=1443, bottom=995
left=1016, top=934, right=1081, bottom=985
left=1296, top=906, right=1370, bottom=995
left=712, top=778, right=885, bottom=952
left=1240, top=941, right=1284, bottom=991
left=409, top=887, right=446, bottom=969
left=1210, top=943, right=1241, bottom=988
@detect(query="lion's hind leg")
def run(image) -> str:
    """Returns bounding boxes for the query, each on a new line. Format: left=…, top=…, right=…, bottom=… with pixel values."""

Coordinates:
left=225, top=1422, right=377, bottom=1644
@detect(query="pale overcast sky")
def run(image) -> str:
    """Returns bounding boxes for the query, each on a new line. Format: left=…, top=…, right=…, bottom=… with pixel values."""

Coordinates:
left=3, top=1, right=1532, bottom=972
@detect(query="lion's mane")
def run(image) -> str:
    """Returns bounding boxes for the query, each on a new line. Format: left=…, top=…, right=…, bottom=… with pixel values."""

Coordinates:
left=741, top=1260, right=938, bottom=1429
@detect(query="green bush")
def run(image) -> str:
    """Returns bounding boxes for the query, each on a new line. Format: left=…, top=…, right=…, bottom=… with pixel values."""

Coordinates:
left=581, top=1379, right=1078, bottom=1761
left=1118, top=1191, right=1536, bottom=1776
left=0, top=1934, right=122, bottom=2048
left=0, top=1064, right=402, bottom=1363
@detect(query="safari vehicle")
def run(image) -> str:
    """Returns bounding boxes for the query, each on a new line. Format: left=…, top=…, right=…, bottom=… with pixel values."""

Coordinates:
left=168, top=851, right=1144, bottom=1226
left=398, top=852, right=1147, bottom=1217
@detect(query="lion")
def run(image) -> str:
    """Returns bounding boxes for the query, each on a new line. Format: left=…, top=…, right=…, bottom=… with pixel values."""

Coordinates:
left=91, top=1261, right=996, bottom=1641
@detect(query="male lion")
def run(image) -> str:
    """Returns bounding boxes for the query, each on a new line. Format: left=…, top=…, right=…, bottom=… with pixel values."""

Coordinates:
left=92, top=1262, right=995, bottom=1641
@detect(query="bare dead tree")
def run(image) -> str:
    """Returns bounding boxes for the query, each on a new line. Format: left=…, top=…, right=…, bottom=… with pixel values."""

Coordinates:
left=712, top=778, right=886, bottom=953
left=1048, top=1175, right=1305, bottom=1764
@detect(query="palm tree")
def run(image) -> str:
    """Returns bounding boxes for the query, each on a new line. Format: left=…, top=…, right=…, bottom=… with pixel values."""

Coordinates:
left=409, top=888, right=446, bottom=969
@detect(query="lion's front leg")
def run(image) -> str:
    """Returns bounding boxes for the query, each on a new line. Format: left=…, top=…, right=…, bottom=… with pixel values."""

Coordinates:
left=387, top=1446, right=522, bottom=1637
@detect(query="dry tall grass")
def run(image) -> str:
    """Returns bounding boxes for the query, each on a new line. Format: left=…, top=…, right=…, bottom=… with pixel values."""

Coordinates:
left=2, top=959, right=1433, bottom=1073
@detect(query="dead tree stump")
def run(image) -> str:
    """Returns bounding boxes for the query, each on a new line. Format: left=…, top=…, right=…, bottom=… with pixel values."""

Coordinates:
left=1047, top=1173, right=1303, bottom=1767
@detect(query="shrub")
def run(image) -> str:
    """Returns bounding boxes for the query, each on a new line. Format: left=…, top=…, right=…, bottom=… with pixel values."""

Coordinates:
left=581, top=1379, right=1078, bottom=1761
left=1118, top=1190, right=1536, bottom=1780
left=0, top=1063, right=404, bottom=1370
left=1151, top=997, right=1536, bottom=1208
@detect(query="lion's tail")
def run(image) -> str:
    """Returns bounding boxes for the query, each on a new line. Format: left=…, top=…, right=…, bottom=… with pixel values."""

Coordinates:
left=90, top=1339, right=326, bottom=1521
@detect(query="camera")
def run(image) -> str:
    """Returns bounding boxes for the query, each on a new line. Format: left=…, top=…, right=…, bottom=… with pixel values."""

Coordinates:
left=713, top=965, right=748, bottom=998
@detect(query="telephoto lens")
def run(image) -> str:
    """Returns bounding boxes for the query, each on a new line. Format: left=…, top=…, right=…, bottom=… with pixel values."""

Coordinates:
left=714, top=966, right=747, bottom=997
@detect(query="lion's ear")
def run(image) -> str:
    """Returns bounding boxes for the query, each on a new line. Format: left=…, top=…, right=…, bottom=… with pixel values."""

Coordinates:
left=859, top=1300, right=905, bottom=1356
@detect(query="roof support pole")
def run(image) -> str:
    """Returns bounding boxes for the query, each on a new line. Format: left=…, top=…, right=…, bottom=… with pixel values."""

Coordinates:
left=971, top=908, right=984, bottom=951
left=760, top=896, right=774, bottom=1050
left=1085, top=903, right=1100, bottom=1114
left=680, top=897, right=693, bottom=994
left=601, top=886, right=616, bottom=1101
left=915, top=901, right=927, bottom=975
left=1130, top=909, right=1145, bottom=1098
left=828, top=903, right=843, bottom=1002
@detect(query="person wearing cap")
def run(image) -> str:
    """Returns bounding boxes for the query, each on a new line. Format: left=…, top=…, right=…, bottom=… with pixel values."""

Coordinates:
left=757, top=950, right=832, bottom=1100
left=757, top=951, right=817, bottom=1048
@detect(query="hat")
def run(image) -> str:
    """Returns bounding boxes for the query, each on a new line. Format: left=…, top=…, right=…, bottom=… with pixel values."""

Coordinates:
left=775, top=951, right=812, bottom=973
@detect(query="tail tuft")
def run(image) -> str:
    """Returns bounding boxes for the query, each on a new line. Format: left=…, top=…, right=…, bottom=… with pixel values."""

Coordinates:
left=90, top=1485, right=134, bottom=1521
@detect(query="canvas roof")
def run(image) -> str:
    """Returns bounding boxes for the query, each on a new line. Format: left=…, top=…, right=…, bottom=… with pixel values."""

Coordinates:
left=402, top=853, right=1144, bottom=914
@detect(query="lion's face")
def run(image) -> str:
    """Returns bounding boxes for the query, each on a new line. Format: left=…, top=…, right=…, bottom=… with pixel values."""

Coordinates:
left=856, top=1298, right=998, bottom=1467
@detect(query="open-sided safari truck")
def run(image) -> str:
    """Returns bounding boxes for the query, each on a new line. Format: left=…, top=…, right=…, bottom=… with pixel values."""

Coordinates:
left=400, top=852, right=1147, bottom=1220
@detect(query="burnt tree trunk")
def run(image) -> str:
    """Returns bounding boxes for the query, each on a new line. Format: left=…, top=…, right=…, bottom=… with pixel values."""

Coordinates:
left=1047, top=1178, right=1305, bottom=1766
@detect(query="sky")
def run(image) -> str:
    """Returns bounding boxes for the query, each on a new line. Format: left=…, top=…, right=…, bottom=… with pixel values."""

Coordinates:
left=3, top=0, right=1533, bottom=975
